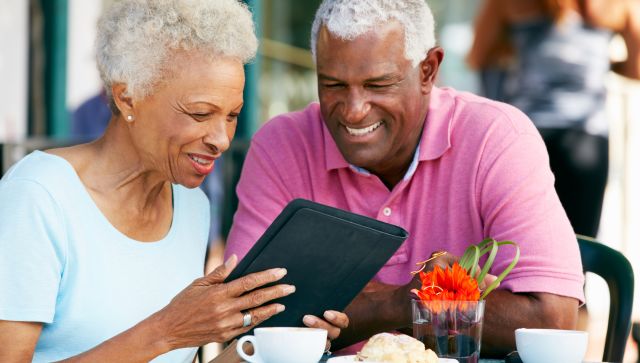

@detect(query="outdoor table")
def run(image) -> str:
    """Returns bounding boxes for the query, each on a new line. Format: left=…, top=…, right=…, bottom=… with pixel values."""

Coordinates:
left=318, top=356, right=608, bottom=363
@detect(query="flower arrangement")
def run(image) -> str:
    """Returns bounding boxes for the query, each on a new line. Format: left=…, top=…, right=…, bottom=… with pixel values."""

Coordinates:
left=410, top=238, right=520, bottom=362
left=411, top=238, right=520, bottom=302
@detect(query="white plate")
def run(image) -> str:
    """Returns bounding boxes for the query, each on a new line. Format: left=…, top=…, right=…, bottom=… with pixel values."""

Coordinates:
left=327, top=355, right=459, bottom=363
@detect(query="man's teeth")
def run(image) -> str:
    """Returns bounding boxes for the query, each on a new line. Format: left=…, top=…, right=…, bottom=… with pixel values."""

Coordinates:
left=345, top=121, right=383, bottom=136
left=189, top=155, right=211, bottom=165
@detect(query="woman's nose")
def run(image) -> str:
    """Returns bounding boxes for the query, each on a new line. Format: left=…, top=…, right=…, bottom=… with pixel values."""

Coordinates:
left=203, top=119, right=231, bottom=155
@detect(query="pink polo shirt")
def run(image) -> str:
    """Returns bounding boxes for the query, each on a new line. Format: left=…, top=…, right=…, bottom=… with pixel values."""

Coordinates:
left=226, top=87, right=584, bottom=303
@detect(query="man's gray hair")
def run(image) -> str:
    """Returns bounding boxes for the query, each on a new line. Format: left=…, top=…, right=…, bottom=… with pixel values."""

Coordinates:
left=310, top=0, right=436, bottom=67
left=96, top=0, right=257, bottom=108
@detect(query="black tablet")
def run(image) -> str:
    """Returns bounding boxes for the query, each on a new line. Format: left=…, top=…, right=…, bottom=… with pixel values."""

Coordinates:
left=225, top=198, right=409, bottom=330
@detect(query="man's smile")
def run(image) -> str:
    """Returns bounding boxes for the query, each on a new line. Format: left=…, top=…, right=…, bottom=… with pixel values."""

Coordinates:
left=344, top=120, right=384, bottom=136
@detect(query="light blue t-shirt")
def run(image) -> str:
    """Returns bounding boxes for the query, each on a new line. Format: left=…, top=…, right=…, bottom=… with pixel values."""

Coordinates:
left=0, top=151, right=210, bottom=362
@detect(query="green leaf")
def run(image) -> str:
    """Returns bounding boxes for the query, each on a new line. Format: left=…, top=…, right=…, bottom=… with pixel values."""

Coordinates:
left=477, top=239, right=498, bottom=283
left=459, top=245, right=480, bottom=273
left=480, top=241, right=520, bottom=299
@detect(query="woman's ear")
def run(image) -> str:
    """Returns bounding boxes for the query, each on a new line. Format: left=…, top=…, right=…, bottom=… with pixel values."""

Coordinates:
left=111, top=83, right=135, bottom=117
left=420, top=47, right=445, bottom=94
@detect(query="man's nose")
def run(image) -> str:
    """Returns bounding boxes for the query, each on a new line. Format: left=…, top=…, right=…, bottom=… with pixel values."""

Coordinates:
left=203, top=119, right=231, bottom=155
left=343, top=89, right=371, bottom=123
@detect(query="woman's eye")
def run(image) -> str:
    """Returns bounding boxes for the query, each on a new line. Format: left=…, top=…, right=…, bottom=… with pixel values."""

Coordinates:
left=190, top=113, right=211, bottom=121
left=227, top=113, right=239, bottom=122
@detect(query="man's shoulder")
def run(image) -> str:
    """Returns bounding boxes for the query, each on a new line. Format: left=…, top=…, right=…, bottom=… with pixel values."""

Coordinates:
left=254, top=102, right=323, bottom=141
left=443, top=87, right=537, bottom=135
left=251, top=103, right=327, bottom=163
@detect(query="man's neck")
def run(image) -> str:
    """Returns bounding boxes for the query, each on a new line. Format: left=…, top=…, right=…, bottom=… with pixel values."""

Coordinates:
left=374, top=144, right=420, bottom=190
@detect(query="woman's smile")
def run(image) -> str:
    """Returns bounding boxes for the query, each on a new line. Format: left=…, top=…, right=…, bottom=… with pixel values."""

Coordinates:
left=187, top=152, right=215, bottom=175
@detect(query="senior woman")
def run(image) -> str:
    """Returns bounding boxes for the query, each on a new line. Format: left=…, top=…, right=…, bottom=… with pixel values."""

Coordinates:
left=0, top=1, right=347, bottom=362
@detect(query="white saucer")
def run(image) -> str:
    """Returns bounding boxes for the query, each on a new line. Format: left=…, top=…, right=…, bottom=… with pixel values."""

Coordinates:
left=327, top=355, right=459, bottom=363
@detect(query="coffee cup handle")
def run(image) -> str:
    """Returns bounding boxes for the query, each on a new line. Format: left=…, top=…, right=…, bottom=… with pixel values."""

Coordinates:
left=236, top=335, right=263, bottom=363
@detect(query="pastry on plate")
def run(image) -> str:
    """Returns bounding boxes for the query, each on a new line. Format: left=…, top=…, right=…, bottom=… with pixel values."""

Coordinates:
left=355, top=333, right=438, bottom=363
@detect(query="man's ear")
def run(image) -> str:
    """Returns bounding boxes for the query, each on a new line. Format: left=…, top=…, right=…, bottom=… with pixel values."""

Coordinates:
left=420, top=47, right=444, bottom=94
left=111, top=83, right=135, bottom=116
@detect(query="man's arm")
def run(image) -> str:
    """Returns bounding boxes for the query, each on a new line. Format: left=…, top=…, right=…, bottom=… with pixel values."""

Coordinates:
left=481, top=291, right=578, bottom=356
left=332, top=280, right=416, bottom=350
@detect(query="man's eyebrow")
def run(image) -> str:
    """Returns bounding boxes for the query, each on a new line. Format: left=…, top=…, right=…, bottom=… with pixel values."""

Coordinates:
left=365, top=73, right=402, bottom=83
left=317, top=73, right=402, bottom=83
left=317, top=73, right=343, bottom=82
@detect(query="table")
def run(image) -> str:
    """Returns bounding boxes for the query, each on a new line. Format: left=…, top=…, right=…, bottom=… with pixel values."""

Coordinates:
left=320, top=357, right=507, bottom=362
left=320, top=357, right=605, bottom=363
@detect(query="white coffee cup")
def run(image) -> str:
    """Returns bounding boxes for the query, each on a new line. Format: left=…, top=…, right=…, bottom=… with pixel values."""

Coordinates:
left=236, top=327, right=328, bottom=363
left=515, top=328, right=588, bottom=363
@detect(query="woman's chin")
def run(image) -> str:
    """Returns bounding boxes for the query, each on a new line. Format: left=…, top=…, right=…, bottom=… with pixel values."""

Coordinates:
left=177, top=175, right=207, bottom=189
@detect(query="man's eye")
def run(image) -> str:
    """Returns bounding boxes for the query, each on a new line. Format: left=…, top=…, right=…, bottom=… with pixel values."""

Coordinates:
left=323, top=83, right=344, bottom=89
left=367, top=84, right=390, bottom=89
left=227, top=113, right=239, bottom=122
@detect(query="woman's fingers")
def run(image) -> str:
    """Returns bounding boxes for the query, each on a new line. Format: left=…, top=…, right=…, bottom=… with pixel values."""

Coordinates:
left=221, top=303, right=286, bottom=341
left=247, top=303, right=286, bottom=326
left=202, top=254, right=238, bottom=285
left=225, top=268, right=288, bottom=297
left=234, top=284, right=296, bottom=311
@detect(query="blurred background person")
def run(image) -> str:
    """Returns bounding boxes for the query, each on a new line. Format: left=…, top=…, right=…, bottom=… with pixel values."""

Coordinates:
left=467, top=0, right=619, bottom=238
left=71, top=89, right=111, bottom=140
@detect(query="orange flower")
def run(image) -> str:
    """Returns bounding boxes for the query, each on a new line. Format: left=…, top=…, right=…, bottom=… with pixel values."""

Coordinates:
left=411, top=262, right=480, bottom=302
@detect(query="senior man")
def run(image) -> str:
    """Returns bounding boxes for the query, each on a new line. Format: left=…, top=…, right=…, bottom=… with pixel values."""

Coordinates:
left=225, top=0, right=583, bottom=356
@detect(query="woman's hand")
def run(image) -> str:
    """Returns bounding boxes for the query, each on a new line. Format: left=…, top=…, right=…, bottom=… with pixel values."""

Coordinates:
left=149, top=255, right=295, bottom=351
left=302, top=311, right=349, bottom=352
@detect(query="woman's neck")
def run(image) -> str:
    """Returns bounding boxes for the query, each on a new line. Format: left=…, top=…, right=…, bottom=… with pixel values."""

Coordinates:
left=74, top=116, right=170, bottom=212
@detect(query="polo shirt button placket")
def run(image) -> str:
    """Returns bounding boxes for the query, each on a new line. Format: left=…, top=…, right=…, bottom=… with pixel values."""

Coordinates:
left=382, top=207, right=392, bottom=217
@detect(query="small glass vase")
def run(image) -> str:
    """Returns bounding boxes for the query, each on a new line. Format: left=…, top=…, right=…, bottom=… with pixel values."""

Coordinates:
left=412, top=299, right=485, bottom=363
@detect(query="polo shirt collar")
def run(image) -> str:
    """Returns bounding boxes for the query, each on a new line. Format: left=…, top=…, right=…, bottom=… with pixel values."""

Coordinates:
left=419, top=86, right=452, bottom=161
left=323, top=86, right=453, bottom=171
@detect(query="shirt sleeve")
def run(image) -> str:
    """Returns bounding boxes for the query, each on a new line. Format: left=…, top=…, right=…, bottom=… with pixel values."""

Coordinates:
left=477, top=127, right=585, bottom=303
left=225, top=140, right=294, bottom=261
left=0, top=179, right=67, bottom=323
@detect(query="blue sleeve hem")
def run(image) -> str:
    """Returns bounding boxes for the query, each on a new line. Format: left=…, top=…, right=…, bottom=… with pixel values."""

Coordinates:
left=0, top=308, right=54, bottom=323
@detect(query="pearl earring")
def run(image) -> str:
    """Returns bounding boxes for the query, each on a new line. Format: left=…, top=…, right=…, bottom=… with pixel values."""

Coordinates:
left=126, top=115, right=134, bottom=122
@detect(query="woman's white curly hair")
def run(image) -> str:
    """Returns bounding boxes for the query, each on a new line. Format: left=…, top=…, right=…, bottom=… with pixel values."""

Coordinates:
left=310, top=0, right=435, bottom=68
left=96, top=0, right=257, bottom=111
